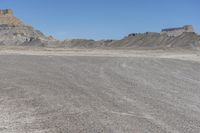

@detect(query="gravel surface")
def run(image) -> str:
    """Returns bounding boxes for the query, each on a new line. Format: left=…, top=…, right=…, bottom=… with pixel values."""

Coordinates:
left=0, top=54, right=200, bottom=133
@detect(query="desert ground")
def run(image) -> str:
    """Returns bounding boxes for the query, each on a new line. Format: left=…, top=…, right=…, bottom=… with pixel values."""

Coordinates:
left=0, top=48, right=200, bottom=133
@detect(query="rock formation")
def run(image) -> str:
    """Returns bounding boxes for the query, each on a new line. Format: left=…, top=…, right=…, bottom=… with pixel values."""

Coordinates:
left=0, top=9, right=24, bottom=26
left=61, top=31, right=200, bottom=50
left=110, top=32, right=200, bottom=49
left=0, top=9, right=53, bottom=46
left=161, top=25, right=194, bottom=37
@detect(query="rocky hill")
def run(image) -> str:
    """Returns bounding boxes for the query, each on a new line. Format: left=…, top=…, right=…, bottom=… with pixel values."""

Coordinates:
left=0, top=9, right=54, bottom=46
left=107, top=32, right=200, bottom=50
left=61, top=25, right=200, bottom=50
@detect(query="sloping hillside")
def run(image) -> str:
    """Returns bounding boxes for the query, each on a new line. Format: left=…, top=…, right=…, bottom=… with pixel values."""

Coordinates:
left=61, top=32, right=200, bottom=50
left=108, top=32, right=200, bottom=49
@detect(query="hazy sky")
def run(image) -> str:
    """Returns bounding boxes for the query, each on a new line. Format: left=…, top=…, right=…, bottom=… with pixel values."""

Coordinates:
left=0, top=0, right=199, bottom=40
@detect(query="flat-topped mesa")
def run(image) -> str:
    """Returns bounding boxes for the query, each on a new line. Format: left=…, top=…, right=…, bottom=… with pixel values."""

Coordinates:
left=0, top=9, right=24, bottom=26
left=161, top=25, right=194, bottom=37
left=0, top=9, right=13, bottom=16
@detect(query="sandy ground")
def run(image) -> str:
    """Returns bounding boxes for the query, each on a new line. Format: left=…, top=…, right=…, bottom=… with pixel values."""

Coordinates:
left=0, top=48, right=200, bottom=133
left=0, top=47, right=200, bottom=61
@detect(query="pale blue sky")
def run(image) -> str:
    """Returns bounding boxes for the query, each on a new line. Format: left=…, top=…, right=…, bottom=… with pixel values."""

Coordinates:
left=0, top=0, right=199, bottom=40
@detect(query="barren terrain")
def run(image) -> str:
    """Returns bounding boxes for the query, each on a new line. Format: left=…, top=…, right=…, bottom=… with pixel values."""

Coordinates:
left=0, top=48, right=200, bottom=133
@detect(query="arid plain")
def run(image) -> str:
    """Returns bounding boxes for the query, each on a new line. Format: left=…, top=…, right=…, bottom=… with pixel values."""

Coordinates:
left=0, top=48, right=200, bottom=133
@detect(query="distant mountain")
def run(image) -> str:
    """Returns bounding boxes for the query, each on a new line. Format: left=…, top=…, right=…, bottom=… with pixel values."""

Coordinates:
left=61, top=26, right=200, bottom=50
left=61, top=32, right=200, bottom=50
left=108, top=32, right=200, bottom=50
left=0, top=9, right=199, bottom=50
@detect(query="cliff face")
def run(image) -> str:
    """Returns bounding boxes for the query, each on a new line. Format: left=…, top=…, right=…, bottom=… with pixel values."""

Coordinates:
left=161, top=25, right=194, bottom=37
left=0, top=9, right=53, bottom=46
left=0, top=9, right=24, bottom=26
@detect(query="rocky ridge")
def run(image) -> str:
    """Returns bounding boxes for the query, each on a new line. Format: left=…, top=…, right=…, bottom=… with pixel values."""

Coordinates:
left=61, top=32, right=200, bottom=50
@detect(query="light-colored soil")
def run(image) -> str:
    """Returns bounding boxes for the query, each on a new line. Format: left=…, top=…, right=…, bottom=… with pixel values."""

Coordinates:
left=0, top=47, right=200, bottom=62
left=0, top=48, right=200, bottom=133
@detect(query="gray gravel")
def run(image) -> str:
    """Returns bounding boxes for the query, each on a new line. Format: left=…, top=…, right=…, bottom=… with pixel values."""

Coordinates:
left=0, top=55, right=200, bottom=133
